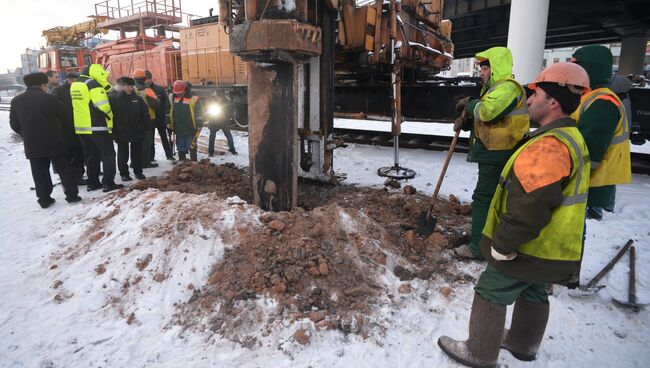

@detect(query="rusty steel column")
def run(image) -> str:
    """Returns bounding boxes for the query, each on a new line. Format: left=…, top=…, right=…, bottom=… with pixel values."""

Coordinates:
left=248, top=63, right=297, bottom=211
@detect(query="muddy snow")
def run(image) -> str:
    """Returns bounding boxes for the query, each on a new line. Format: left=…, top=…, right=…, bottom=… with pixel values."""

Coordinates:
left=1, top=114, right=649, bottom=367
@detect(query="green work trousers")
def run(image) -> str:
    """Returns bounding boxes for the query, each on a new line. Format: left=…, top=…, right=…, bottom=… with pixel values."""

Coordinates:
left=474, top=264, right=549, bottom=305
left=469, top=162, right=506, bottom=258
left=142, top=128, right=154, bottom=165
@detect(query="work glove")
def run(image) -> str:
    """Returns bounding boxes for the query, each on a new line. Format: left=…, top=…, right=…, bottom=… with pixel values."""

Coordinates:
left=491, top=246, right=517, bottom=261
left=453, top=111, right=467, bottom=132
left=455, top=96, right=471, bottom=114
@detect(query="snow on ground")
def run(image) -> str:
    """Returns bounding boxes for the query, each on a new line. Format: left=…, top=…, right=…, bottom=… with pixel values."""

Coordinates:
left=1, top=113, right=649, bottom=367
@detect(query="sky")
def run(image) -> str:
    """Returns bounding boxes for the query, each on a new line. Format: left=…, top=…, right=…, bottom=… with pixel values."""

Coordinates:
left=0, top=0, right=216, bottom=72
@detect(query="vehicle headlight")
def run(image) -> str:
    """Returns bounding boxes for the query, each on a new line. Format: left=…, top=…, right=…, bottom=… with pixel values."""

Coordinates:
left=207, top=103, right=223, bottom=117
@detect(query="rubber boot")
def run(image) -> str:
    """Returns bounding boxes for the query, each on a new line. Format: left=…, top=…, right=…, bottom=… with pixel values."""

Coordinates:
left=190, top=148, right=198, bottom=162
left=178, top=152, right=187, bottom=161
left=438, top=293, right=506, bottom=368
left=502, top=298, right=549, bottom=361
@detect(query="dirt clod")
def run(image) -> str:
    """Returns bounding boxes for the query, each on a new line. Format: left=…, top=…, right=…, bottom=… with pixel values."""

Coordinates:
left=295, top=328, right=311, bottom=345
left=267, top=220, right=286, bottom=232
left=398, top=284, right=413, bottom=294
left=403, top=185, right=417, bottom=195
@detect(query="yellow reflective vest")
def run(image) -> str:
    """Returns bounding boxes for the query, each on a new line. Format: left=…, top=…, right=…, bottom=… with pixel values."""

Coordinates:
left=71, top=77, right=113, bottom=134
left=473, top=78, right=530, bottom=151
left=571, top=87, right=632, bottom=187
left=483, top=126, right=590, bottom=261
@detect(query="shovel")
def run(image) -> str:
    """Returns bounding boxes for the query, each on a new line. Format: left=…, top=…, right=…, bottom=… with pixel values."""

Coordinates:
left=613, top=246, right=645, bottom=312
left=570, top=239, right=633, bottom=297
left=416, top=128, right=461, bottom=237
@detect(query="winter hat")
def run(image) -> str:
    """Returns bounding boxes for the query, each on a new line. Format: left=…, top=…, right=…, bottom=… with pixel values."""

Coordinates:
left=23, top=72, right=48, bottom=87
left=537, top=82, right=581, bottom=114
left=117, top=77, right=136, bottom=86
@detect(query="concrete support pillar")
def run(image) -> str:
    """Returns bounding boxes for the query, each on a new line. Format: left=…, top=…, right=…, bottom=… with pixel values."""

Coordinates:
left=618, top=36, right=647, bottom=76
left=506, top=0, right=549, bottom=84
left=248, top=62, right=298, bottom=211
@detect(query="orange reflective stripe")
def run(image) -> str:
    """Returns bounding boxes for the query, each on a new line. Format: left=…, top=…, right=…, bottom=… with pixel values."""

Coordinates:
left=514, top=136, right=571, bottom=193
left=595, top=94, right=620, bottom=107
left=146, top=88, right=158, bottom=99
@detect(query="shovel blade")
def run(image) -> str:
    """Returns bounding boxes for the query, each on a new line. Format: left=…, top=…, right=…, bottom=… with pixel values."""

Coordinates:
left=568, top=285, right=606, bottom=298
left=613, top=299, right=642, bottom=313
left=416, top=208, right=437, bottom=238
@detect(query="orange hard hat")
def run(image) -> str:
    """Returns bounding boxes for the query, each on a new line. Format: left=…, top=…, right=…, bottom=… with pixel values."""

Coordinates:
left=133, top=68, right=146, bottom=79
left=172, top=80, right=187, bottom=95
left=528, top=62, right=590, bottom=93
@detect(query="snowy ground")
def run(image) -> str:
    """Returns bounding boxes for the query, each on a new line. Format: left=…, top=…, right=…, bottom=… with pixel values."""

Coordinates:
left=1, top=112, right=649, bottom=367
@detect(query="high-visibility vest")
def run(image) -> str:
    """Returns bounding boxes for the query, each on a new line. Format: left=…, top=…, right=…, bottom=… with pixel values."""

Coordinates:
left=482, top=127, right=590, bottom=261
left=169, top=95, right=199, bottom=130
left=473, top=78, right=530, bottom=151
left=571, top=87, right=632, bottom=187
left=70, top=77, right=113, bottom=134
left=136, top=87, right=157, bottom=120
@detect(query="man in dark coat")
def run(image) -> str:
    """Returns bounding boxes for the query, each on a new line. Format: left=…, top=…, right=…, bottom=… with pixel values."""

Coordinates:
left=52, top=72, right=86, bottom=185
left=109, top=77, right=148, bottom=181
left=145, top=70, right=174, bottom=160
left=9, top=72, right=80, bottom=208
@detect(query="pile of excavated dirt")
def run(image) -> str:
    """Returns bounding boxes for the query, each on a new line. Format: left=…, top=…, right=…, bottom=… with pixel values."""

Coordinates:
left=131, top=160, right=252, bottom=201
left=131, top=162, right=473, bottom=343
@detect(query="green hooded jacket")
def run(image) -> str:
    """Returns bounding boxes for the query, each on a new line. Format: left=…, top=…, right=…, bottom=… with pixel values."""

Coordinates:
left=572, top=45, right=621, bottom=207
left=465, top=47, right=525, bottom=163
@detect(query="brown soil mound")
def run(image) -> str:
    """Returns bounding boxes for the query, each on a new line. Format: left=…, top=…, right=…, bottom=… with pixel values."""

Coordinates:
left=134, top=162, right=473, bottom=342
left=131, top=160, right=251, bottom=201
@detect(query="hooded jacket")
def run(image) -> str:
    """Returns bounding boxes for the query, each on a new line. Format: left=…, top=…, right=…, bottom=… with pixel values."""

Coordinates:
left=571, top=45, right=630, bottom=205
left=70, top=64, right=114, bottom=134
left=464, top=47, right=529, bottom=163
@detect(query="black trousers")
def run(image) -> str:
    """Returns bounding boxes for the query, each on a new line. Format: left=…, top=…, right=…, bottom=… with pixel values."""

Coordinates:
left=69, top=144, right=85, bottom=183
left=152, top=119, right=172, bottom=159
left=208, top=125, right=236, bottom=153
left=29, top=156, right=78, bottom=201
left=117, top=141, right=143, bottom=176
left=79, top=134, right=117, bottom=185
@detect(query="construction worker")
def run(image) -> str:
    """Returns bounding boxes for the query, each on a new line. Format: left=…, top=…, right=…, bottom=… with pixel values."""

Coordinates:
left=571, top=45, right=632, bottom=220
left=207, top=90, right=238, bottom=156
left=453, top=46, right=530, bottom=260
left=109, top=77, right=148, bottom=181
left=438, top=62, right=591, bottom=368
left=169, top=80, right=204, bottom=161
left=70, top=64, right=123, bottom=192
left=10, top=72, right=80, bottom=208
left=145, top=70, right=174, bottom=160
left=134, top=68, right=160, bottom=169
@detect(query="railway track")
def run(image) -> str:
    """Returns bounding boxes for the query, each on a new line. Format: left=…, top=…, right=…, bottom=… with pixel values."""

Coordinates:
left=0, top=102, right=10, bottom=112
left=332, top=126, right=650, bottom=175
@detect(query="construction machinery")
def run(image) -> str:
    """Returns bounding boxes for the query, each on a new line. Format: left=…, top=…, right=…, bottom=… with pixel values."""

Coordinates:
left=36, top=17, right=109, bottom=77
left=214, top=0, right=453, bottom=210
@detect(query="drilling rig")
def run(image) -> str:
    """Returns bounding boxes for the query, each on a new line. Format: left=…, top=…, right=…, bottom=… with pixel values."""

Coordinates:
left=217, top=0, right=453, bottom=211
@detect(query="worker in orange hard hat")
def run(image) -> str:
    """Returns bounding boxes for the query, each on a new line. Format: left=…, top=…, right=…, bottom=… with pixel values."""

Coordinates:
left=168, top=80, right=204, bottom=161
left=438, top=62, right=591, bottom=368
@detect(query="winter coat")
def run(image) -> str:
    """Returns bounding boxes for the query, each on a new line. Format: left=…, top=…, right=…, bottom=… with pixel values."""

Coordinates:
left=480, top=118, right=590, bottom=285
left=149, top=82, right=167, bottom=126
left=9, top=86, right=70, bottom=159
left=52, top=82, right=81, bottom=151
left=109, top=91, right=148, bottom=143
left=464, top=47, right=529, bottom=164
left=572, top=45, right=626, bottom=207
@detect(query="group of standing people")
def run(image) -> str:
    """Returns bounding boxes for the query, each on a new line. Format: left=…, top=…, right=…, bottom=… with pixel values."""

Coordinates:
left=439, top=44, right=632, bottom=368
left=10, top=64, right=237, bottom=209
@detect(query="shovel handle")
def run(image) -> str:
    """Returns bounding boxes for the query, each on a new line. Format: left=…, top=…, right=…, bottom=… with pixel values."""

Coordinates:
left=628, top=246, right=636, bottom=304
left=585, top=239, right=634, bottom=289
left=432, top=128, right=461, bottom=201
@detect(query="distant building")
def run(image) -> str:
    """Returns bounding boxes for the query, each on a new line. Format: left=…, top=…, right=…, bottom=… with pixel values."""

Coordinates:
left=20, top=49, right=39, bottom=75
